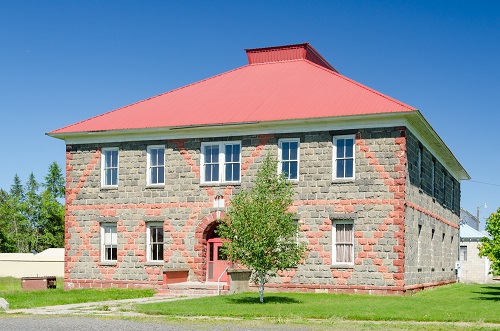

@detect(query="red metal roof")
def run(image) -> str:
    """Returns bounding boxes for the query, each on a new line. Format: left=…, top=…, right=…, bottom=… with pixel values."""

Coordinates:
left=49, top=44, right=416, bottom=135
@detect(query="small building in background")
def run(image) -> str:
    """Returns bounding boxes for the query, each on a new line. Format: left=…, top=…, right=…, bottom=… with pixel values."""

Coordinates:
left=459, top=223, right=493, bottom=283
left=460, top=208, right=480, bottom=231
left=0, top=248, right=64, bottom=278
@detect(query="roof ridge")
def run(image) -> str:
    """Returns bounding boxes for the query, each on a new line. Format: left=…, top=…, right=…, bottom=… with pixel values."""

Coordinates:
left=49, top=65, right=250, bottom=134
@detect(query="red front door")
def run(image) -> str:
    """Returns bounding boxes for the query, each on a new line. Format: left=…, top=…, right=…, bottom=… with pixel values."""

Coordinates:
left=206, top=238, right=230, bottom=282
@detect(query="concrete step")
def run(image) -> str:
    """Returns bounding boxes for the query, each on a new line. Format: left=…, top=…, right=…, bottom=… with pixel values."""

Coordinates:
left=155, top=281, right=230, bottom=297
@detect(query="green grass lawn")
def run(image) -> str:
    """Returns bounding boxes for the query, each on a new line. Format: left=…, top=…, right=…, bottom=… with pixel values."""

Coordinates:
left=0, top=277, right=155, bottom=309
left=136, top=283, right=500, bottom=323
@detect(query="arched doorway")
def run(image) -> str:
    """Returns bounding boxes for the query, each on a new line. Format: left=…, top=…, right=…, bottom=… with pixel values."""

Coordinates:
left=206, top=224, right=230, bottom=282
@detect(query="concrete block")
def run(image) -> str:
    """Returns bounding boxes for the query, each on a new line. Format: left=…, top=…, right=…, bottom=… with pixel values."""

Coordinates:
left=0, top=298, right=9, bottom=310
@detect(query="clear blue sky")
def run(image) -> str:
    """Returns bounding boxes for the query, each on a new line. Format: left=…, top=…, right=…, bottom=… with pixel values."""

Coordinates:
left=1, top=1, right=499, bottom=229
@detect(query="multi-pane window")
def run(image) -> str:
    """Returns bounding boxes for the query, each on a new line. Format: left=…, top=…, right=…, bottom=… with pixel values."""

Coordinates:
left=418, top=144, right=424, bottom=188
left=101, top=223, right=117, bottom=261
left=279, top=139, right=299, bottom=180
left=459, top=245, right=467, bottom=261
left=147, top=146, right=165, bottom=186
left=102, top=148, right=119, bottom=187
left=147, top=223, right=164, bottom=262
left=332, top=221, right=354, bottom=264
left=333, top=136, right=355, bottom=180
left=224, top=143, right=240, bottom=182
left=431, top=158, right=436, bottom=197
left=201, top=142, right=241, bottom=183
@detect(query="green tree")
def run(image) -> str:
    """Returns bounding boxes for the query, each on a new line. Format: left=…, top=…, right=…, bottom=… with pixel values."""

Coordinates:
left=479, top=207, right=500, bottom=275
left=217, top=155, right=307, bottom=303
left=44, top=161, right=65, bottom=199
left=7, top=174, right=30, bottom=252
left=0, top=164, right=65, bottom=253
left=38, top=189, right=65, bottom=250
left=25, top=172, right=41, bottom=251
left=0, top=189, right=16, bottom=252
left=38, top=161, right=66, bottom=250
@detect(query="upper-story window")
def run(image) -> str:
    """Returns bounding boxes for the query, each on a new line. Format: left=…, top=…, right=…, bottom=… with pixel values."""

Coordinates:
left=201, top=141, right=241, bottom=184
left=333, top=135, right=355, bottom=180
left=278, top=138, right=299, bottom=180
left=147, top=145, right=165, bottom=186
left=102, top=148, right=119, bottom=187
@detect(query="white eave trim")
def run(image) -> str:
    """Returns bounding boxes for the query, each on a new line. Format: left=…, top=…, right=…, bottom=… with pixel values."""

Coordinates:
left=47, top=111, right=469, bottom=181
left=47, top=113, right=408, bottom=143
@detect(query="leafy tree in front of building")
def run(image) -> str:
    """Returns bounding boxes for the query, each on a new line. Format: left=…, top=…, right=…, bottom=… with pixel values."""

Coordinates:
left=217, top=155, right=307, bottom=303
left=478, top=207, right=500, bottom=275
left=0, top=161, right=65, bottom=253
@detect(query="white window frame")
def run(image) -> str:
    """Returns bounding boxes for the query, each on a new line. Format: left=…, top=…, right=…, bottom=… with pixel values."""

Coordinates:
left=101, top=223, right=117, bottom=262
left=459, top=245, right=467, bottom=261
left=146, top=222, right=164, bottom=262
left=333, top=135, right=355, bottom=180
left=200, top=141, right=241, bottom=184
left=101, top=147, right=119, bottom=188
left=278, top=138, right=300, bottom=181
left=147, top=145, right=165, bottom=186
left=332, top=221, right=354, bottom=265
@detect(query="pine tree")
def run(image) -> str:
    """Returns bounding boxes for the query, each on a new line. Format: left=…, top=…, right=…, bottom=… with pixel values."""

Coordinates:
left=44, top=161, right=65, bottom=199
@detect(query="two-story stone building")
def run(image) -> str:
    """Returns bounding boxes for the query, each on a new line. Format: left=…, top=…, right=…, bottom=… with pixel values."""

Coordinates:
left=48, top=43, right=469, bottom=294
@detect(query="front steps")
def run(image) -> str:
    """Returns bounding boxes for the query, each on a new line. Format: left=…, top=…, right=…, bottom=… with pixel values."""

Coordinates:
left=155, top=281, right=230, bottom=297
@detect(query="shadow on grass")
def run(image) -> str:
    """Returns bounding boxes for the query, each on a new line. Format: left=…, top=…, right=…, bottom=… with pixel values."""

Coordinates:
left=473, top=285, right=500, bottom=301
left=226, top=295, right=301, bottom=304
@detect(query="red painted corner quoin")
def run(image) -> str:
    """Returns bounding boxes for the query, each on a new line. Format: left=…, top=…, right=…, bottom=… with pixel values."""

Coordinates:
left=49, top=43, right=469, bottom=295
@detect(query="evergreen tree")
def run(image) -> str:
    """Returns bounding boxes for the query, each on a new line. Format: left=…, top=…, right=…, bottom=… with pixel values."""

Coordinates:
left=44, top=161, right=65, bottom=199
left=0, top=163, right=65, bottom=252
left=25, top=173, right=41, bottom=251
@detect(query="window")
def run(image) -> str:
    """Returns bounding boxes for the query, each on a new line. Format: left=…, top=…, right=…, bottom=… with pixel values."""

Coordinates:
left=332, top=221, right=354, bottom=264
left=431, top=158, right=436, bottom=197
left=147, top=145, right=165, bottom=186
left=460, top=245, right=467, bottom=261
left=418, top=144, right=423, bottom=188
left=147, top=223, right=164, bottom=262
left=201, top=142, right=241, bottom=183
left=279, top=139, right=299, bottom=180
left=101, top=223, right=117, bottom=261
left=417, top=224, right=422, bottom=264
left=333, top=135, right=355, bottom=180
left=102, top=148, right=119, bottom=187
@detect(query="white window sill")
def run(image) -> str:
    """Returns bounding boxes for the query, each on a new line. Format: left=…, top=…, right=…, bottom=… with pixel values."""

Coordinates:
left=101, top=186, right=118, bottom=190
left=200, top=182, right=241, bottom=187
left=331, top=179, right=355, bottom=184
left=146, top=184, right=165, bottom=189
left=145, top=261, right=164, bottom=266
left=330, top=264, right=354, bottom=269
left=99, top=261, right=117, bottom=266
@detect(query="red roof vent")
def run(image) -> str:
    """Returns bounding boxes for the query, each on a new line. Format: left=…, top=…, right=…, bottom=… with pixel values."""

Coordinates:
left=245, top=43, right=337, bottom=72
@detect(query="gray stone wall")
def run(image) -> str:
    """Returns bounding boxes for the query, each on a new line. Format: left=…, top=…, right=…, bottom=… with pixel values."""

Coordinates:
left=64, top=126, right=458, bottom=292
left=404, top=131, right=460, bottom=287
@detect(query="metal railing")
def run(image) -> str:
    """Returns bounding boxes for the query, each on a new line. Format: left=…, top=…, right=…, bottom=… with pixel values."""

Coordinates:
left=217, top=266, right=229, bottom=295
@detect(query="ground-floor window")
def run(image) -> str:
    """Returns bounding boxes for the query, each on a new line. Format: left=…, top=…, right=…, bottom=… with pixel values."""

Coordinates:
left=101, top=223, right=117, bottom=261
left=332, top=221, right=354, bottom=264
left=147, top=222, right=164, bottom=262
